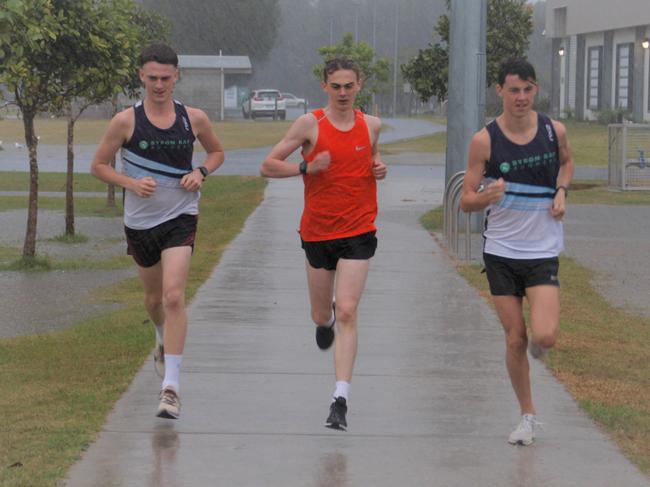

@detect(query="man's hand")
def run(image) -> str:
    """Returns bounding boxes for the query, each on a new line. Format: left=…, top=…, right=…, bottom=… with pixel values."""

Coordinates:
left=483, top=178, right=506, bottom=205
left=307, top=151, right=331, bottom=174
left=372, top=159, right=387, bottom=180
left=180, top=169, right=204, bottom=192
left=130, top=176, right=157, bottom=198
left=551, top=189, right=567, bottom=220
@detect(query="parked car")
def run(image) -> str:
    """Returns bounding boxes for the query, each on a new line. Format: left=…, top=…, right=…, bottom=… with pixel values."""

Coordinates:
left=281, top=92, right=306, bottom=108
left=242, top=89, right=286, bottom=120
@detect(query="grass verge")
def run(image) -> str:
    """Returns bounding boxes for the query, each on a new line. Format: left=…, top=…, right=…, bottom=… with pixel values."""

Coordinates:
left=0, top=175, right=267, bottom=486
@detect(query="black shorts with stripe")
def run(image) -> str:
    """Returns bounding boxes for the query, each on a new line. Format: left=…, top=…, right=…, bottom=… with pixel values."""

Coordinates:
left=125, top=214, right=197, bottom=268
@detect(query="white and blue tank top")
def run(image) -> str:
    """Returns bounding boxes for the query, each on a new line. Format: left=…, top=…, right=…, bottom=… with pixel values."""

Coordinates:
left=121, top=100, right=198, bottom=230
left=483, top=113, right=563, bottom=259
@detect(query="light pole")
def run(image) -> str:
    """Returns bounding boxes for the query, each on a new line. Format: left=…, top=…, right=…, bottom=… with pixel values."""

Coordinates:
left=392, top=2, right=399, bottom=117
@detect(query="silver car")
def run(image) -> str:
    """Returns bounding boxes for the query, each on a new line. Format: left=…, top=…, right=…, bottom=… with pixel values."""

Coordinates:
left=242, top=89, right=286, bottom=120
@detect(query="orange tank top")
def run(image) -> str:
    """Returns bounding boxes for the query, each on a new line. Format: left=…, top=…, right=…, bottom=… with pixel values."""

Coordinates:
left=300, top=108, right=377, bottom=241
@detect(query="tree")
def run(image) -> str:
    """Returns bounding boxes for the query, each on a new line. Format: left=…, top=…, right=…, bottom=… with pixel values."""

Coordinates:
left=62, top=1, right=170, bottom=235
left=0, top=0, right=66, bottom=260
left=402, top=0, right=533, bottom=103
left=314, top=33, right=390, bottom=111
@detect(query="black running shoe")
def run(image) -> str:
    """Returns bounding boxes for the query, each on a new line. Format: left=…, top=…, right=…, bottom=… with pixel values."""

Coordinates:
left=325, top=396, right=347, bottom=431
left=315, top=302, right=336, bottom=350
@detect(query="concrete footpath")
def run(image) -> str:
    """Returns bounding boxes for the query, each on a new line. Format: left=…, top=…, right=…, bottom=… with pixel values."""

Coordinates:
left=65, top=174, right=649, bottom=487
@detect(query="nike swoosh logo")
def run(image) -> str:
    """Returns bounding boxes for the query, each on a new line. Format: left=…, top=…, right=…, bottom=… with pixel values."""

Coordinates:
left=355, top=146, right=366, bottom=151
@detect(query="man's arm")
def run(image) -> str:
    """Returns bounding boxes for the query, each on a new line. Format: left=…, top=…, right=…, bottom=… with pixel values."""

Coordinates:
left=365, top=114, right=387, bottom=180
left=181, top=108, right=225, bottom=192
left=459, top=129, right=505, bottom=212
left=90, top=109, right=156, bottom=198
left=260, top=114, right=330, bottom=178
left=551, top=120, right=575, bottom=219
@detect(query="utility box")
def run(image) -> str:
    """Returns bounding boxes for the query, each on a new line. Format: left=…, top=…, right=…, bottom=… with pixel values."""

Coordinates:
left=608, top=124, right=650, bottom=190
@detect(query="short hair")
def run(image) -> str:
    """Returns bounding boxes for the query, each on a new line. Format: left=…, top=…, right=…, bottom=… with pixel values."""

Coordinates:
left=139, top=43, right=178, bottom=68
left=322, top=57, right=361, bottom=82
left=497, top=58, right=536, bottom=86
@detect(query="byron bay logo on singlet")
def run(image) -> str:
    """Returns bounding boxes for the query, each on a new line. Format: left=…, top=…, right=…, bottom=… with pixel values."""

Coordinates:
left=498, top=151, right=557, bottom=174
left=136, top=138, right=193, bottom=151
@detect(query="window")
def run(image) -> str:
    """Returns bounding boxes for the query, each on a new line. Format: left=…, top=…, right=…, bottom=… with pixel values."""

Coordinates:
left=616, top=43, right=634, bottom=111
left=587, top=46, right=603, bottom=110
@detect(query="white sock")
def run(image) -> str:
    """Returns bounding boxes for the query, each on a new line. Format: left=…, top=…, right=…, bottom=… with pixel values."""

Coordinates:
left=326, top=311, right=335, bottom=327
left=155, top=323, right=164, bottom=343
left=162, top=354, right=182, bottom=393
left=332, top=381, right=350, bottom=401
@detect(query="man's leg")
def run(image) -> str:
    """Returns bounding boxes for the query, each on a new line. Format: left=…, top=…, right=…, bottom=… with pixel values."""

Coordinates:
left=305, top=260, right=336, bottom=327
left=332, top=259, right=369, bottom=383
left=492, top=295, right=535, bottom=415
left=526, top=285, right=560, bottom=352
left=137, top=262, right=165, bottom=377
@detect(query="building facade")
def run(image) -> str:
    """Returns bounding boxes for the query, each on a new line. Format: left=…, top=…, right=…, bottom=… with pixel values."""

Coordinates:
left=546, top=0, right=650, bottom=122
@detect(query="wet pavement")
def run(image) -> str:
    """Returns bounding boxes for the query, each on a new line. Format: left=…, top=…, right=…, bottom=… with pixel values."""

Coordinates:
left=64, top=175, right=649, bottom=487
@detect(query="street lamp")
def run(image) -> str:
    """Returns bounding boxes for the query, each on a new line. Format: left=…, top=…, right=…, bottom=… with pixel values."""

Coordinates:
left=642, top=38, right=650, bottom=50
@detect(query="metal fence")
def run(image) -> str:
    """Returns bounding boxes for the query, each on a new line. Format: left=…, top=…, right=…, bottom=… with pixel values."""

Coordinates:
left=608, top=124, right=650, bottom=190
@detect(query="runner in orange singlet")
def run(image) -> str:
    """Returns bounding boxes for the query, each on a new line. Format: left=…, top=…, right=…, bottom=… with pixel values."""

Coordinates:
left=261, top=58, right=387, bottom=431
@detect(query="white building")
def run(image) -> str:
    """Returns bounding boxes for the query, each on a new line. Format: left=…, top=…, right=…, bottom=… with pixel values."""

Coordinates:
left=546, top=0, right=650, bottom=122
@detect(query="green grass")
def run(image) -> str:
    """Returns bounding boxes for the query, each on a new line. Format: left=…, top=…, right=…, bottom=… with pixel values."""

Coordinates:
left=380, top=133, right=447, bottom=155
left=378, top=118, right=609, bottom=168
left=563, top=119, right=608, bottom=167
left=0, top=118, right=291, bottom=150
left=0, top=176, right=267, bottom=487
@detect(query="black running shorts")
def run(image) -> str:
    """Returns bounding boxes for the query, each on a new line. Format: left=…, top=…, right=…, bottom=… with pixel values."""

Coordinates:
left=301, top=231, right=377, bottom=271
left=125, top=214, right=197, bottom=268
left=483, top=252, right=559, bottom=297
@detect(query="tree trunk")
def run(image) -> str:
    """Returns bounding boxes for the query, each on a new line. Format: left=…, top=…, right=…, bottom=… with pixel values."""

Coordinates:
left=65, top=110, right=75, bottom=235
left=106, top=96, right=119, bottom=208
left=22, top=112, right=39, bottom=259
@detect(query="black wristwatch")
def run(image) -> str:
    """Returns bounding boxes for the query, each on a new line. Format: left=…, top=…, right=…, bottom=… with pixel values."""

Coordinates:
left=299, top=160, right=308, bottom=175
left=197, top=166, right=208, bottom=180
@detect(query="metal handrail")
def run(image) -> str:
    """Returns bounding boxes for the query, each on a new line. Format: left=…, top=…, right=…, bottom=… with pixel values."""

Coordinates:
left=442, top=170, right=476, bottom=261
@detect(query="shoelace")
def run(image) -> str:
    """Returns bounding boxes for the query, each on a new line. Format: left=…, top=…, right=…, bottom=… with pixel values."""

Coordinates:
left=160, top=390, right=178, bottom=406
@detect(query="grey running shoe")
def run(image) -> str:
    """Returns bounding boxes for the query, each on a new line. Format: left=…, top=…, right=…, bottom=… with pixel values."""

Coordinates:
left=325, top=396, right=347, bottom=431
left=528, top=340, right=548, bottom=359
left=157, top=388, right=181, bottom=419
left=315, top=302, right=336, bottom=350
left=153, top=340, right=165, bottom=378
left=508, top=414, right=541, bottom=445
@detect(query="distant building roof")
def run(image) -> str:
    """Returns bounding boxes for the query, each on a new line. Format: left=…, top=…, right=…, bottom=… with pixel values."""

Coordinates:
left=178, top=55, right=252, bottom=74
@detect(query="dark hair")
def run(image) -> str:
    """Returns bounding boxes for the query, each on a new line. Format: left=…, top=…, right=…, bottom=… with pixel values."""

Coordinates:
left=139, top=43, right=178, bottom=68
left=322, top=57, right=361, bottom=82
left=497, top=58, right=536, bottom=86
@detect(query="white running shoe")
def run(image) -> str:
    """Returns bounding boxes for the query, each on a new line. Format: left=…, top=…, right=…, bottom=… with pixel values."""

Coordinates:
left=157, top=388, right=181, bottom=419
left=508, top=414, right=541, bottom=445
left=153, top=340, right=165, bottom=378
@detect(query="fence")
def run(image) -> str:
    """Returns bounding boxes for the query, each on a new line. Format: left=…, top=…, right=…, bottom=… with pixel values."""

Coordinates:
left=608, top=124, right=650, bottom=190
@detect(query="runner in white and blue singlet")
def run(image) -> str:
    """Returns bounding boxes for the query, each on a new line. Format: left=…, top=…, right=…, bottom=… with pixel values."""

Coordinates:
left=460, top=58, right=574, bottom=446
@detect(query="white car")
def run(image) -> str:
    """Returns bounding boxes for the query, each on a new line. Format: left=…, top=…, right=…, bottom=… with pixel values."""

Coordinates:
left=242, top=89, right=286, bottom=120
left=281, top=93, right=306, bottom=108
